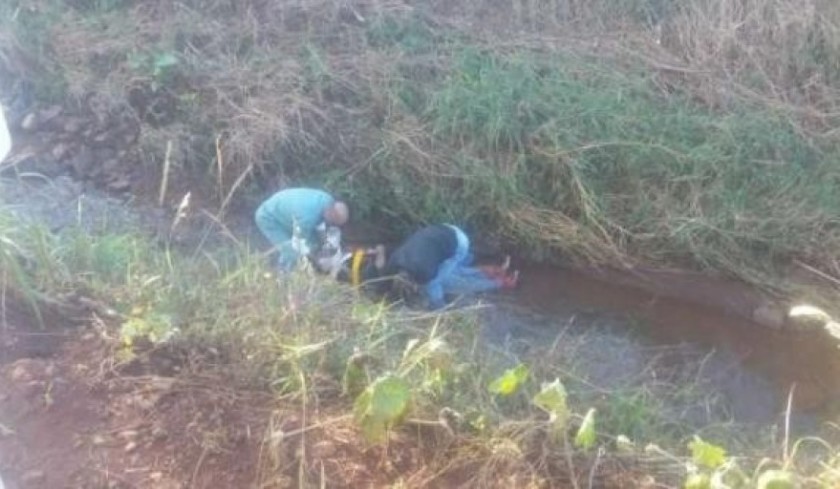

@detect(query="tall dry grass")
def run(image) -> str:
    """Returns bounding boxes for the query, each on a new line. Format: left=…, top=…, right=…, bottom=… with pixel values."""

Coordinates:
left=2, top=0, right=840, bottom=305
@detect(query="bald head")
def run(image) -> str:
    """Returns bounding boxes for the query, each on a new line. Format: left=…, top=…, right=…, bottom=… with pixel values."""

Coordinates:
left=324, top=200, right=349, bottom=227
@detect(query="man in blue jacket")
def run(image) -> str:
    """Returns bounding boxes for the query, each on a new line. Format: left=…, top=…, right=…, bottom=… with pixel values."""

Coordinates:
left=255, top=188, right=349, bottom=271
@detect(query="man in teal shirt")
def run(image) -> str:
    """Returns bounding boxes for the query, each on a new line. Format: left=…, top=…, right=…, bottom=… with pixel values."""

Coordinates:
left=255, top=188, right=349, bottom=271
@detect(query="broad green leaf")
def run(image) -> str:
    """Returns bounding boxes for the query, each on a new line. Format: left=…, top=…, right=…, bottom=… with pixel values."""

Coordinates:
left=574, top=408, right=597, bottom=450
left=712, top=461, right=749, bottom=489
left=353, top=374, right=410, bottom=443
left=684, top=473, right=711, bottom=489
left=756, top=470, right=795, bottom=489
left=489, top=363, right=529, bottom=397
left=342, top=357, right=367, bottom=398
left=688, top=436, right=727, bottom=469
left=532, top=378, right=569, bottom=433
left=533, top=379, right=568, bottom=417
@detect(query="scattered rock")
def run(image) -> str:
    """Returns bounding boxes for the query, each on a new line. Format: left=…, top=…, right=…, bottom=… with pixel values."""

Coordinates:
left=118, top=430, right=139, bottom=439
left=8, top=359, right=46, bottom=383
left=102, top=158, right=121, bottom=174
left=68, top=148, right=94, bottom=178
left=20, top=470, right=46, bottom=484
left=63, top=117, right=85, bottom=134
left=311, top=440, right=338, bottom=459
left=92, top=435, right=107, bottom=446
left=21, top=381, right=45, bottom=400
left=51, top=143, right=71, bottom=161
left=124, top=441, right=138, bottom=453
left=122, top=128, right=139, bottom=146
left=9, top=365, right=33, bottom=383
left=91, top=131, right=111, bottom=147
left=752, top=302, right=785, bottom=330
left=20, top=113, right=38, bottom=131
left=151, top=426, right=168, bottom=440
left=43, top=363, right=57, bottom=377
left=787, top=305, right=830, bottom=331
left=93, top=147, right=118, bottom=163
left=38, top=105, right=63, bottom=128
left=107, top=177, right=131, bottom=192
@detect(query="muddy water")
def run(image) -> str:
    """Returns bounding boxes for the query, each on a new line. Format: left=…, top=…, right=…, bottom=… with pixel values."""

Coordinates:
left=3, top=176, right=839, bottom=431
left=502, top=265, right=840, bottom=425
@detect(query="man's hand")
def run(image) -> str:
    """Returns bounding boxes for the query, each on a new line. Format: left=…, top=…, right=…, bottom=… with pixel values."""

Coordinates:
left=366, top=244, right=386, bottom=269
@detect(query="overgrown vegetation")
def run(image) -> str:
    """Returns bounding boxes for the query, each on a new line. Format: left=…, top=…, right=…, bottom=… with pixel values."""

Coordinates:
left=2, top=0, right=840, bottom=308
left=2, top=208, right=840, bottom=487
left=3, top=0, right=840, bottom=486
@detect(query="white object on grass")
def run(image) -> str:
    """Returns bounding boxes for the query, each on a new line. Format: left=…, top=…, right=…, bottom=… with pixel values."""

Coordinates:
left=0, top=102, right=9, bottom=489
left=0, top=103, right=10, bottom=162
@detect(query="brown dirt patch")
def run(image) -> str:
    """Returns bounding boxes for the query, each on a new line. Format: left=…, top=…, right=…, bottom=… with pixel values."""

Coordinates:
left=0, top=298, right=474, bottom=489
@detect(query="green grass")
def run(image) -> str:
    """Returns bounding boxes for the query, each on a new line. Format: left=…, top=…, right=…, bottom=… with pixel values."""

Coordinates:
left=378, top=47, right=840, bottom=279
left=2, top=210, right=839, bottom=485
left=4, top=0, right=840, bottom=485
left=6, top=1, right=840, bottom=303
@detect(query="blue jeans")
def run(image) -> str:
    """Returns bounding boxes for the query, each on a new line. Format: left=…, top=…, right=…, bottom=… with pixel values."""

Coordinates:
left=441, top=267, right=502, bottom=296
left=425, top=225, right=470, bottom=309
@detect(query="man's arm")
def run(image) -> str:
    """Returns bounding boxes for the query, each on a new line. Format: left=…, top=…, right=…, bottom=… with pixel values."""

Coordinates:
left=425, top=279, right=445, bottom=310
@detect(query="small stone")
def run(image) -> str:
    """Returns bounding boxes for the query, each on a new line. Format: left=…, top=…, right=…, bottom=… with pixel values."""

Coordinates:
left=38, top=105, right=63, bottom=123
left=9, top=364, right=33, bottom=383
left=311, top=440, right=338, bottom=458
left=92, top=435, right=107, bottom=446
left=124, top=441, right=138, bottom=453
left=21, top=470, right=46, bottom=483
left=20, top=113, right=38, bottom=131
left=8, top=359, right=43, bottom=383
left=107, top=177, right=131, bottom=191
left=21, top=381, right=44, bottom=400
left=63, top=117, right=85, bottom=134
left=103, top=158, right=121, bottom=172
left=44, top=364, right=57, bottom=377
left=118, top=430, right=139, bottom=439
left=93, top=147, right=117, bottom=163
left=91, top=131, right=110, bottom=146
left=752, top=302, right=785, bottom=329
left=152, top=426, right=168, bottom=440
left=149, top=472, right=163, bottom=481
left=68, top=153, right=92, bottom=177
left=51, top=143, right=71, bottom=161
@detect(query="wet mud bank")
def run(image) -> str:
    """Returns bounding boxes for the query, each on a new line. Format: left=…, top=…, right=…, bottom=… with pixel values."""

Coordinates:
left=511, top=265, right=840, bottom=417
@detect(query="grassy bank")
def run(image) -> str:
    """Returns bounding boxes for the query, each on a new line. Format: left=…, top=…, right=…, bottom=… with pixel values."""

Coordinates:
left=2, top=205, right=840, bottom=487
left=1, top=0, right=840, bottom=307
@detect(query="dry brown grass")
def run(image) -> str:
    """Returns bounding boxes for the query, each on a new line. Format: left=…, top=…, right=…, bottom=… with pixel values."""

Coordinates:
left=4, top=0, right=840, bottom=308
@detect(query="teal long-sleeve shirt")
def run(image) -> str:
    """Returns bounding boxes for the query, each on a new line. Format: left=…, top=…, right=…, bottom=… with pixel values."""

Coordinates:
left=255, top=188, right=335, bottom=248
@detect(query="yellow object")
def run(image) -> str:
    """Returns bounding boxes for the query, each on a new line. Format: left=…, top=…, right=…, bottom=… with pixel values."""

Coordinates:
left=351, top=249, right=365, bottom=287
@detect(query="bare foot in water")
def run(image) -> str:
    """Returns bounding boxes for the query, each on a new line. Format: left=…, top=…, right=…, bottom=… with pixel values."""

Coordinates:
left=501, top=255, right=511, bottom=271
left=502, top=270, right=519, bottom=288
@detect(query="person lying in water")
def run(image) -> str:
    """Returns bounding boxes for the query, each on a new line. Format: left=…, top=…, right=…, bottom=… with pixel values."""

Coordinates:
left=313, top=224, right=518, bottom=309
